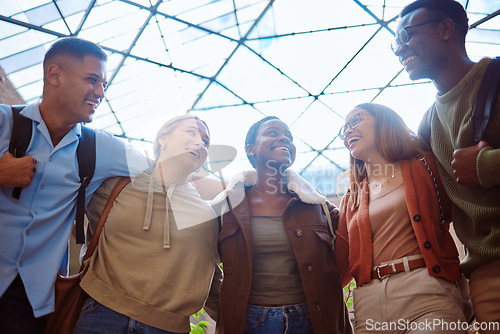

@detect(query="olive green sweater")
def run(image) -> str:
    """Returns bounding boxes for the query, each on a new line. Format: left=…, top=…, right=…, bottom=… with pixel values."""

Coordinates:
left=429, top=58, right=500, bottom=276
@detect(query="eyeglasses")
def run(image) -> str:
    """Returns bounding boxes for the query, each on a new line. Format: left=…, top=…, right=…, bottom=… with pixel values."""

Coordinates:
left=338, top=113, right=361, bottom=140
left=391, top=19, right=443, bottom=54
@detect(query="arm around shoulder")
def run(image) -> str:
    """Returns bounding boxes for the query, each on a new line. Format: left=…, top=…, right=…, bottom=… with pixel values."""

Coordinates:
left=95, top=130, right=150, bottom=179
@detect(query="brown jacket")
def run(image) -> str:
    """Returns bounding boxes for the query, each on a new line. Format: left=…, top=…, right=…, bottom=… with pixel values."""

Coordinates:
left=212, top=169, right=352, bottom=334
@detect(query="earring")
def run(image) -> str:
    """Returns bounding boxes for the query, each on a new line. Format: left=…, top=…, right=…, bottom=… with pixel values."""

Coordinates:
left=444, top=35, right=448, bottom=40
left=248, top=152, right=254, bottom=157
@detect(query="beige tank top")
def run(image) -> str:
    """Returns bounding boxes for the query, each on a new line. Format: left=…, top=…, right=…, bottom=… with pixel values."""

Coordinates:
left=248, top=216, right=306, bottom=305
left=369, top=184, right=421, bottom=266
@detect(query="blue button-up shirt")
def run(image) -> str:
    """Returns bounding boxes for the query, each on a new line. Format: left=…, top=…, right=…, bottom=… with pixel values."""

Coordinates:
left=0, top=103, right=149, bottom=317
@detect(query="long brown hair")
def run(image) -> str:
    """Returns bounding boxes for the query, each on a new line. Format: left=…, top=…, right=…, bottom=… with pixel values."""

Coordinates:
left=347, top=103, right=424, bottom=209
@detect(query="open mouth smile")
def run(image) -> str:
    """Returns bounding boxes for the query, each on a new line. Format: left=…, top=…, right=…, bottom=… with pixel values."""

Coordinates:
left=347, top=136, right=361, bottom=149
left=402, top=55, right=417, bottom=67
left=273, top=146, right=289, bottom=152
left=85, top=99, right=99, bottom=108
left=186, top=148, right=199, bottom=159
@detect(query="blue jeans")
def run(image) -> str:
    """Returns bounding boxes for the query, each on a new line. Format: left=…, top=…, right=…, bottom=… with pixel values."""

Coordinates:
left=73, top=297, right=187, bottom=334
left=245, top=303, right=313, bottom=334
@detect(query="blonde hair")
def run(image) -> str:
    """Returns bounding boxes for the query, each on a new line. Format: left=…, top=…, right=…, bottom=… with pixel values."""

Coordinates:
left=152, top=115, right=209, bottom=161
left=346, top=103, right=424, bottom=210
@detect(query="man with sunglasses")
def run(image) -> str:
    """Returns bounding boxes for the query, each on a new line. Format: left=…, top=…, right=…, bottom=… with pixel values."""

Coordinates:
left=392, top=0, right=500, bottom=329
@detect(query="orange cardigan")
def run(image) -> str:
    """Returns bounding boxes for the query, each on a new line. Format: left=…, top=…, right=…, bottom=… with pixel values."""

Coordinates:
left=335, top=154, right=461, bottom=287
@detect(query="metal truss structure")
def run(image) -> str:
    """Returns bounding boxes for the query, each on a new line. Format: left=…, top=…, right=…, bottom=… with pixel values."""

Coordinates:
left=1, top=0, right=499, bottom=192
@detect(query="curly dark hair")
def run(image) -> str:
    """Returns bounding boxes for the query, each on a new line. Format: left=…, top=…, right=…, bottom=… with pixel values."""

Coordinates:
left=400, top=0, right=469, bottom=43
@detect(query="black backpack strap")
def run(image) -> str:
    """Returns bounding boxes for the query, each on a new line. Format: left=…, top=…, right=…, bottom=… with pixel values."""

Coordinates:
left=472, top=57, right=500, bottom=142
left=418, top=106, right=434, bottom=151
left=8, top=105, right=30, bottom=199
left=75, top=126, right=96, bottom=244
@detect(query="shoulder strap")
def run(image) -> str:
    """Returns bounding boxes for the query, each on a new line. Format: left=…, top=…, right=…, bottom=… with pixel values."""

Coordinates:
left=220, top=201, right=227, bottom=227
left=321, top=202, right=336, bottom=251
left=321, top=202, right=335, bottom=236
left=418, top=106, right=434, bottom=151
left=81, top=177, right=131, bottom=269
left=9, top=105, right=30, bottom=199
left=8, top=107, right=96, bottom=243
left=75, top=126, right=96, bottom=244
left=472, top=57, right=500, bottom=142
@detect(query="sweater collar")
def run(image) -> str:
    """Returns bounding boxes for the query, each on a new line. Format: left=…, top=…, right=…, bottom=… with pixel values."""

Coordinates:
left=211, top=168, right=326, bottom=206
left=436, top=58, right=491, bottom=104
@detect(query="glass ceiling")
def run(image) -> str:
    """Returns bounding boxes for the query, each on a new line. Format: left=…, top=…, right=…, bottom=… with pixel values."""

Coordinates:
left=1, top=0, right=499, bottom=195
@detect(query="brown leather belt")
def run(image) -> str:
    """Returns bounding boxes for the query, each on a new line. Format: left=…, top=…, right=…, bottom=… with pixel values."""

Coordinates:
left=371, top=258, right=426, bottom=280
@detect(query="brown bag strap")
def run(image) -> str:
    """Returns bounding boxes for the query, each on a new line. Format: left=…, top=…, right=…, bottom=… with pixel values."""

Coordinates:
left=421, top=157, right=444, bottom=227
left=81, top=177, right=131, bottom=267
left=472, top=57, right=500, bottom=142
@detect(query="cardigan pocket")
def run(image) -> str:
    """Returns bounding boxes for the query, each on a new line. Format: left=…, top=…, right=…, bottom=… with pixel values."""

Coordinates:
left=219, top=223, right=240, bottom=276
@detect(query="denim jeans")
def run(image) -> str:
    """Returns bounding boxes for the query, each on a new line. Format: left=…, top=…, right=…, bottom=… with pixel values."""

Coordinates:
left=245, top=303, right=313, bottom=334
left=0, top=275, right=47, bottom=334
left=73, top=297, right=188, bottom=334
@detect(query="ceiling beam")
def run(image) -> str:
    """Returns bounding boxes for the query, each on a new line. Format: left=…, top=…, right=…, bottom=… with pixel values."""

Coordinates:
left=469, top=9, right=500, bottom=29
left=187, top=0, right=277, bottom=112
left=74, top=0, right=98, bottom=35
left=0, top=14, right=66, bottom=37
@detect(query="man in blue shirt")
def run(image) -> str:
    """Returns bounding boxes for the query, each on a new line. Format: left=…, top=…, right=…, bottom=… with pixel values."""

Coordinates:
left=0, top=37, right=148, bottom=333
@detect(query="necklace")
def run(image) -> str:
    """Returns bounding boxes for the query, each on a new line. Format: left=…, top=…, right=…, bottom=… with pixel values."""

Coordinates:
left=371, top=168, right=397, bottom=188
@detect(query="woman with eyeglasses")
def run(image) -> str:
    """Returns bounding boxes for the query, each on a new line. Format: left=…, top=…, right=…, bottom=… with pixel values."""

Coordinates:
left=212, top=116, right=352, bottom=334
left=335, top=103, right=467, bottom=333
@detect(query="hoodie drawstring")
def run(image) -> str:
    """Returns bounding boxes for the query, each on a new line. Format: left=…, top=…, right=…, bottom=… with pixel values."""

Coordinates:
left=163, top=184, right=175, bottom=249
left=142, top=176, right=175, bottom=249
left=143, top=177, right=155, bottom=231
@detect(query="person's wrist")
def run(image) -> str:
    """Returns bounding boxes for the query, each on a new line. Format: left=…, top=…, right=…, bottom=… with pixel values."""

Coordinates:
left=476, top=146, right=498, bottom=188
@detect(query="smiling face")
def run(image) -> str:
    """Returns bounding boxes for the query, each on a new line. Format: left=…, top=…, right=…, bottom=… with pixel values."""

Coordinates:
left=343, top=107, right=379, bottom=162
left=247, top=119, right=296, bottom=170
left=393, top=8, right=447, bottom=81
left=54, top=55, right=108, bottom=125
left=158, top=118, right=210, bottom=173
